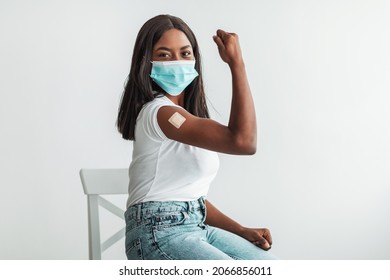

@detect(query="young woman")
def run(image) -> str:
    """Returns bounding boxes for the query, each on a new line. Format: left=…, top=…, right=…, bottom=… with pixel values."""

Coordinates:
left=117, top=14, right=276, bottom=260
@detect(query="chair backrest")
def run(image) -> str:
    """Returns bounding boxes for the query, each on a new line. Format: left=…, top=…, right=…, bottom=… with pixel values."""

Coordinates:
left=79, top=168, right=129, bottom=260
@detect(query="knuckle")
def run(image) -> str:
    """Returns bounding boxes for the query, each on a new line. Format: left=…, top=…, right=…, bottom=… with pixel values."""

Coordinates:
left=259, top=238, right=267, bottom=244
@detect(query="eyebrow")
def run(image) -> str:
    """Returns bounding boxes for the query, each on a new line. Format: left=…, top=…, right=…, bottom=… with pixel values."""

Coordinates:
left=155, top=45, right=192, bottom=52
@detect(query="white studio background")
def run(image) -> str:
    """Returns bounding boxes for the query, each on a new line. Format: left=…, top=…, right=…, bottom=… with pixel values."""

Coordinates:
left=0, top=0, right=389, bottom=260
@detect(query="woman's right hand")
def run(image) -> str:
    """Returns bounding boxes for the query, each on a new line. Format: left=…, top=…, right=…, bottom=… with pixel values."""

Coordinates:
left=213, top=29, right=244, bottom=67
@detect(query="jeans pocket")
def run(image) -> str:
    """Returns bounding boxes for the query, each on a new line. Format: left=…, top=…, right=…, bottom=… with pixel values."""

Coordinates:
left=125, top=238, right=143, bottom=260
left=150, top=212, right=189, bottom=259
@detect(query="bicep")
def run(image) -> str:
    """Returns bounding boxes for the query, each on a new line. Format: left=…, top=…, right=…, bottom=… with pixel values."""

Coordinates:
left=157, top=106, right=246, bottom=154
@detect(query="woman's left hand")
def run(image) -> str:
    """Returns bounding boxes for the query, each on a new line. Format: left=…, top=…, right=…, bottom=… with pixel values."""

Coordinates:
left=239, top=227, right=273, bottom=251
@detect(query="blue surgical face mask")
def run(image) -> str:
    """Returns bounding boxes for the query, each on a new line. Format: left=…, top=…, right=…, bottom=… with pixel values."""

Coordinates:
left=150, top=60, right=199, bottom=96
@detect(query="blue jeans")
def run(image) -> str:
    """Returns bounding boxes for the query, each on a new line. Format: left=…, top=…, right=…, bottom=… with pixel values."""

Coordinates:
left=124, top=197, right=277, bottom=260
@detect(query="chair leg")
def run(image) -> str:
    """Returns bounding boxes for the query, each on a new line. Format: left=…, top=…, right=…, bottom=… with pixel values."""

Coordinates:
left=87, top=195, right=101, bottom=260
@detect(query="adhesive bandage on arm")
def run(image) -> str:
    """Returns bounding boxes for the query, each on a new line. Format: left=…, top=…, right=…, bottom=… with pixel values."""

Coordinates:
left=168, top=112, right=186, bottom=129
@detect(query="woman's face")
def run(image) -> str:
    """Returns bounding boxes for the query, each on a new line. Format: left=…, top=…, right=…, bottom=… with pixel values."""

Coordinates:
left=152, top=28, right=194, bottom=62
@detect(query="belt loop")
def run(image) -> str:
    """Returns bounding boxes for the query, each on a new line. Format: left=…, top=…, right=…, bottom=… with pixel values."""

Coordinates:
left=186, top=201, right=191, bottom=212
left=200, top=196, right=206, bottom=215
left=199, top=196, right=205, bottom=209
left=136, top=204, right=142, bottom=221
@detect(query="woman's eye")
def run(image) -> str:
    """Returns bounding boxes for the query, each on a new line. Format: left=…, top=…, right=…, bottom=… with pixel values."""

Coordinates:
left=158, top=53, right=170, bottom=58
left=182, top=51, right=191, bottom=57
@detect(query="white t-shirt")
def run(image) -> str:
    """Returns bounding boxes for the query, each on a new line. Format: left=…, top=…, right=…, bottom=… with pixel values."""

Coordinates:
left=126, top=95, right=220, bottom=207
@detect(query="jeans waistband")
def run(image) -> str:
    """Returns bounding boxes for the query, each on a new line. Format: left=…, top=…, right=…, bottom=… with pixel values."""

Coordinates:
left=125, top=197, right=205, bottom=221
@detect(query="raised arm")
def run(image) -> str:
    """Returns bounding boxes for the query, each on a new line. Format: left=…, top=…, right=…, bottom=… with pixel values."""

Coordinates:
left=157, top=29, right=257, bottom=155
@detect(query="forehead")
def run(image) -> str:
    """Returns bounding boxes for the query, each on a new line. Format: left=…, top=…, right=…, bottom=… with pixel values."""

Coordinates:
left=153, top=28, right=192, bottom=49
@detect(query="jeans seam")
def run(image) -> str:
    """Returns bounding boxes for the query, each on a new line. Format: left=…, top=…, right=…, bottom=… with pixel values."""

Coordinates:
left=151, top=228, right=175, bottom=260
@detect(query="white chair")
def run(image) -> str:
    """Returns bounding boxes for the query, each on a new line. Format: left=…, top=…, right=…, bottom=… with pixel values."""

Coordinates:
left=79, top=168, right=129, bottom=260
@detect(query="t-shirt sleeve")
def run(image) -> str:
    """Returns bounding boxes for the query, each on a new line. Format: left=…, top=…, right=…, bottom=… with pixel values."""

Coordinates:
left=140, top=99, right=178, bottom=141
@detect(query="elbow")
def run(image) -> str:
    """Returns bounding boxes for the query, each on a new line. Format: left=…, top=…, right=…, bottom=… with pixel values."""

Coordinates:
left=248, top=144, right=257, bottom=155
left=243, top=143, right=257, bottom=155
left=234, top=137, right=257, bottom=155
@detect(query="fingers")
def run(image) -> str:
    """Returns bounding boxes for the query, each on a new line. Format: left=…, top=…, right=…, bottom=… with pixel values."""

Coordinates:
left=252, top=228, right=272, bottom=251
left=263, top=228, right=273, bottom=246
left=253, top=237, right=271, bottom=251
left=213, top=29, right=242, bottom=66
left=216, top=29, right=228, bottom=41
left=213, top=29, right=231, bottom=52
left=212, top=33, right=224, bottom=50
left=214, top=29, right=237, bottom=44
